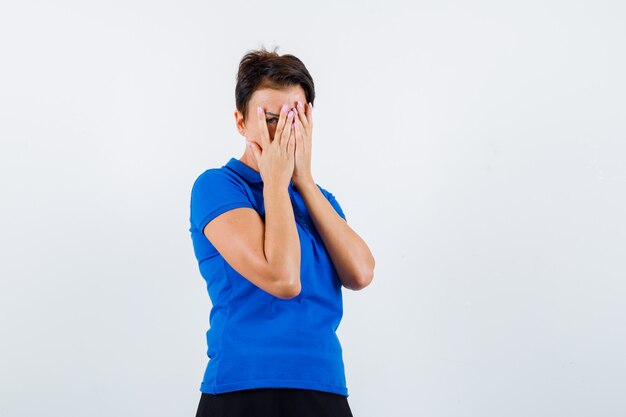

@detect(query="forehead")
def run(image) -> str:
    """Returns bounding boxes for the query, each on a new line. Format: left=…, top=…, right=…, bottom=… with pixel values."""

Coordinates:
left=249, top=85, right=306, bottom=111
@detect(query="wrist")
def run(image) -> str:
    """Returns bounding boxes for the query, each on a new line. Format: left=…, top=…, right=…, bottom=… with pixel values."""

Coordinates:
left=295, top=177, right=317, bottom=193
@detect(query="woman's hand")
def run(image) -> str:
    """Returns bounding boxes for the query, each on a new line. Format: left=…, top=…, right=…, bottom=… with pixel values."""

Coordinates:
left=248, top=104, right=296, bottom=189
left=292, top=101, right=314, bottom=188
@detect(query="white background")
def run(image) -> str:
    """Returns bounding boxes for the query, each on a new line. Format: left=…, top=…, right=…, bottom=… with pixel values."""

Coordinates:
left=1, top=1, right=625, bottom=416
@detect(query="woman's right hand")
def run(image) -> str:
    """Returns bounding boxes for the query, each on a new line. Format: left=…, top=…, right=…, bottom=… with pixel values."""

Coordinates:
left=248, top=103, right=296, bottom=189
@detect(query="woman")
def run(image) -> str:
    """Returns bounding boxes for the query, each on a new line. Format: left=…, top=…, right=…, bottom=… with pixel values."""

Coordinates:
left=189, top=47, right=375, bottom=417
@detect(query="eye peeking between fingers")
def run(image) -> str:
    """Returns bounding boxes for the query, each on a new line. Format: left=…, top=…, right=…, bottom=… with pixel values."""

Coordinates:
left=266, top=118, right=277, bottom=124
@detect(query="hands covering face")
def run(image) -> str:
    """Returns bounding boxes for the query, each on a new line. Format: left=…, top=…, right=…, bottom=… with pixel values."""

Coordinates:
left=251, top=101, right=314, bottom=189
left=290, top=101, right=314, bottom=188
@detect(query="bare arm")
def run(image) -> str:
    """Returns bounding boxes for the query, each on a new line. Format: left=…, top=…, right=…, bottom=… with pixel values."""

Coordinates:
left=203, top=183, right=301, bottom=299
left=297, top=179, right=375, bottom=291
left=262, top=183, right=301, bottom=296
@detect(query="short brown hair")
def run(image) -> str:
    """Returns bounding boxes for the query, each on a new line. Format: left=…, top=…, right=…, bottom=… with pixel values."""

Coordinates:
left=235, top=45, right=315, bottom=122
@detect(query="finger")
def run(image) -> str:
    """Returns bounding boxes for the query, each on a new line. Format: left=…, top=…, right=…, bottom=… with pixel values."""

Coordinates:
left=291, top=117, right=297, bottom=149
left=256, top=106, right=270, bottom=149
left=296, top=101, right=308, bottom=130
left=273, top=103, right=289, bottom=144
left=295, top=117, right=304, bottom=147
left=248, top=141, right=261, bottom=164
left=306, top=102, right=313, bottom=128
left=280, top=110, right=295, bottom=148
left=285, top=113, right=295, bottom=151
left=288, top=119, right=296, bottom=156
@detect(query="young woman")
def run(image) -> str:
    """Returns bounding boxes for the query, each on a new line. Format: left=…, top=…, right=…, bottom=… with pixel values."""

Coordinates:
left=189, top=46, right=375, bottom=417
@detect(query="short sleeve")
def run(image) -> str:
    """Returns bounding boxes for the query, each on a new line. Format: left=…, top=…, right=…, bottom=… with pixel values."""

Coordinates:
left=317, top=184, right=347, bottom=222
left=190, top=169, right=255, bottom=234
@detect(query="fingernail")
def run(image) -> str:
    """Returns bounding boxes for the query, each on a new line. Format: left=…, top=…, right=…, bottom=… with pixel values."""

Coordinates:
left=282, top=104, right=288, bottom=112
left=288, top=110, right=293, bottom=117
left=257, top=106, right=263, bottom=114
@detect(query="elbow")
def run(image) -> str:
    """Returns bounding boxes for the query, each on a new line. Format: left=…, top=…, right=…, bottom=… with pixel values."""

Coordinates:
left=351, top=265, right=375, bottom=291
left=352, top=255, right=375, bottom=291
left=284, top=285, right=302, bottom=299
left=278, top=283, right=301, bottom=300
left=282, top=280, right=302, bottom=299
left=275, top=271, right=302, bottom=300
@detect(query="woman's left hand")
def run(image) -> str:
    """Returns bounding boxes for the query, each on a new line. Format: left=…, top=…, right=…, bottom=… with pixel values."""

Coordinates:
left=291, top=101, right=314, bottom=188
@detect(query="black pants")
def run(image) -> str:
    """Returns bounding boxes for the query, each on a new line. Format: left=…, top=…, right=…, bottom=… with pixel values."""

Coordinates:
left=195, top=388, right=354, bottom=417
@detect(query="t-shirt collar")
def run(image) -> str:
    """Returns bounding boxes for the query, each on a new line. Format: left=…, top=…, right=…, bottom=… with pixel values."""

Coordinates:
left=225, top=157, right=262, bottom=183
left=225, top=157, right=293, bottom=188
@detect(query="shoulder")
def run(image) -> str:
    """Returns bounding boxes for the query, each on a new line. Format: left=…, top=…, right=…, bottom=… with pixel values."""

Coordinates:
left=191, top=167, right=246, bottom=194
left=192, top=167, right=229, bottom=186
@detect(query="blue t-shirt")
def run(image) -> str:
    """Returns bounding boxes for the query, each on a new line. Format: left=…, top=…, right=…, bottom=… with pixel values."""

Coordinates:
left=189, top=157, right=349, bottom=397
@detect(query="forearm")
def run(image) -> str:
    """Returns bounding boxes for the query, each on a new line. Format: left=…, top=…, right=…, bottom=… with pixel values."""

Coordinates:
left=263, top=183, right=301, bottom=290
left=297, top=180, right=375, bottom=290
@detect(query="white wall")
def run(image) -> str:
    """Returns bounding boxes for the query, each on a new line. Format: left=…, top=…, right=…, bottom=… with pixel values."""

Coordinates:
left=1, top=1, right=624, bottom=416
